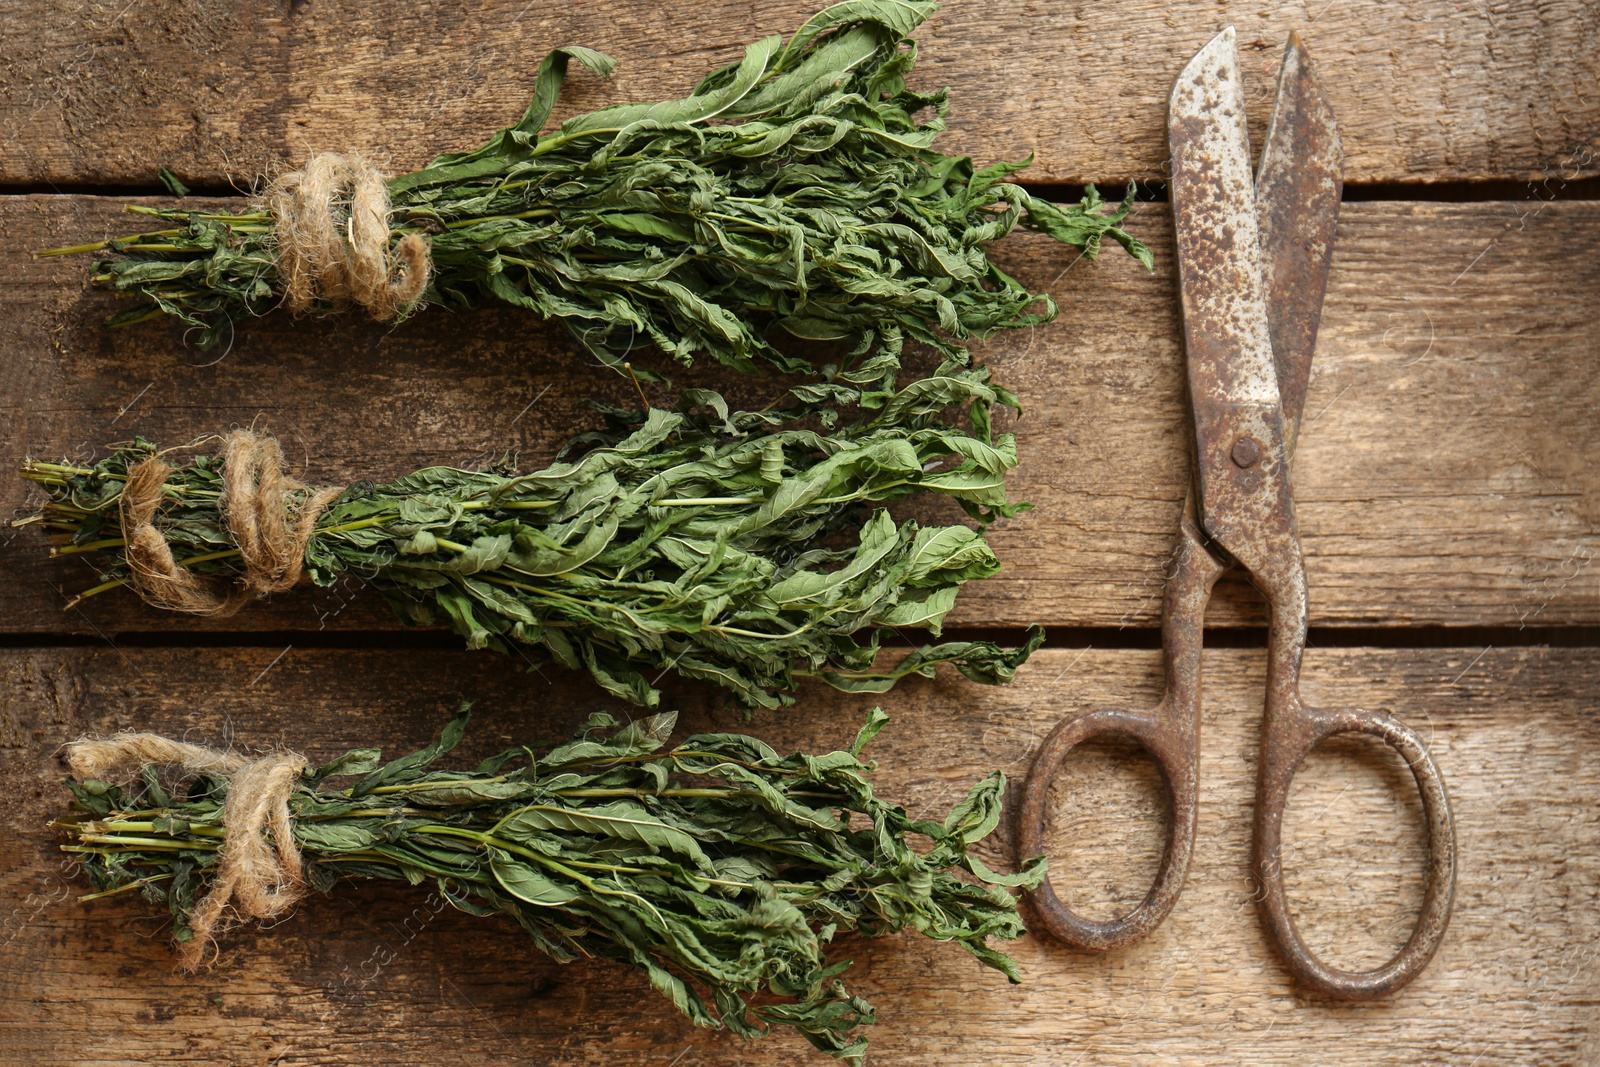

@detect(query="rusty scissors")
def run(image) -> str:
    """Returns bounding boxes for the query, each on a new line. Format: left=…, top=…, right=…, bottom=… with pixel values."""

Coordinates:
left=1019, top=29, right=1456, bottom=999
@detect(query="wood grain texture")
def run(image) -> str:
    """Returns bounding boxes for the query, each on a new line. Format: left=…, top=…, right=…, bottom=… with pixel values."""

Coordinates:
left=1, top=0, right=1596, bottom=187
left=0, top=645, right=1594, bottom=1065
left=2, top=197, right=1596, bottom=634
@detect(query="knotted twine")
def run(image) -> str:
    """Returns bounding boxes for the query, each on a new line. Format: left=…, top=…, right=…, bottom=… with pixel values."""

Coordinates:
left=120, top=430, right=344, bottom=617
left=265, top=153, right=430, bottom=321
left=66, top=733, right=309, bottom=969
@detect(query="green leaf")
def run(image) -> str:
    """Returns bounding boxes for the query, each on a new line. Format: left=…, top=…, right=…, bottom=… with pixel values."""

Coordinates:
left=819, top=625, right=1044, bottom=694
left=848, top=707, right=890, bottom=756
left=540, top=711, right=677, bottom=767
left=941, top=772, right=1006, bottom=844
left=410, top=46, right=619, bottom=176
left=403, top=779, right=540, bottom=807
left=295, top=822, right=378, bottom=852
left=489, top=848, right=581, bottom=906
left=966, top=851, right=1048, bottom=890
left=309, top=747, right=384, bottom=781
left=440, top=533, right=512, bottom=575
left=156, top=165, right=189, bottom=197
left=351, top=705, right=472, bottom=796
left=495, top=802, right=713, bottom=868
left=878, top=586, right=956, bottom=628
left=561, top=34, right=782, bottom=136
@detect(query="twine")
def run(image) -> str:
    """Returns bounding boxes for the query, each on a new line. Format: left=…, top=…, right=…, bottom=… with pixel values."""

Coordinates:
left=265, top=153, right=431, bottom=321
left=120, top=430, right=344, bottom=617
left=66, top=733, right=309, bottom=969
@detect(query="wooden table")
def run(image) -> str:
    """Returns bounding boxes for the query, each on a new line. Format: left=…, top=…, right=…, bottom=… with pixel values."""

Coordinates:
left=2, top=3, right=1596, bottom=1063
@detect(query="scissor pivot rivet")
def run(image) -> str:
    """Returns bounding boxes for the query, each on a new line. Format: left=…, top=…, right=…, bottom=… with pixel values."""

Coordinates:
left=1231, top=437, right=1262, bottom=468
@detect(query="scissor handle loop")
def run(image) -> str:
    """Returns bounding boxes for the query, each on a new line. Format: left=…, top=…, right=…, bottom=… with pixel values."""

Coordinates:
left=1253, top=705, right=1457, bottom=999
left=1019, top=705, right=1200, bottom=951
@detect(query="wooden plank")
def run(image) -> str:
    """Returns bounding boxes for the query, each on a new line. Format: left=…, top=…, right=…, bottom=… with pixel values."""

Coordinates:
left=1, top=0, right=1595, bottom=187
left=2, top=197, right=1595, bottom=635
left=0, top=645, right=1594, bottom=1064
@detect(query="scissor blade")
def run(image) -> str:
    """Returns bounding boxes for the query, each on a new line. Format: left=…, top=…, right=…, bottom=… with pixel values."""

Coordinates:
left=1256, top=32, right=1342, bottom=444
left=1169, top=27, right=1280, bottom=411
left=1169, top=27, right=1297, bottom=569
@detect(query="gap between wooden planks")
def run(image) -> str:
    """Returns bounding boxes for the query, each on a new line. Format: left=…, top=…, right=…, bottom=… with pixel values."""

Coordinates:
left=1, top=198, right=1595, bottom=634
left=1, top=0, right=1595, bottom=187
left=0, top=645, right=1594, bottom=1065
